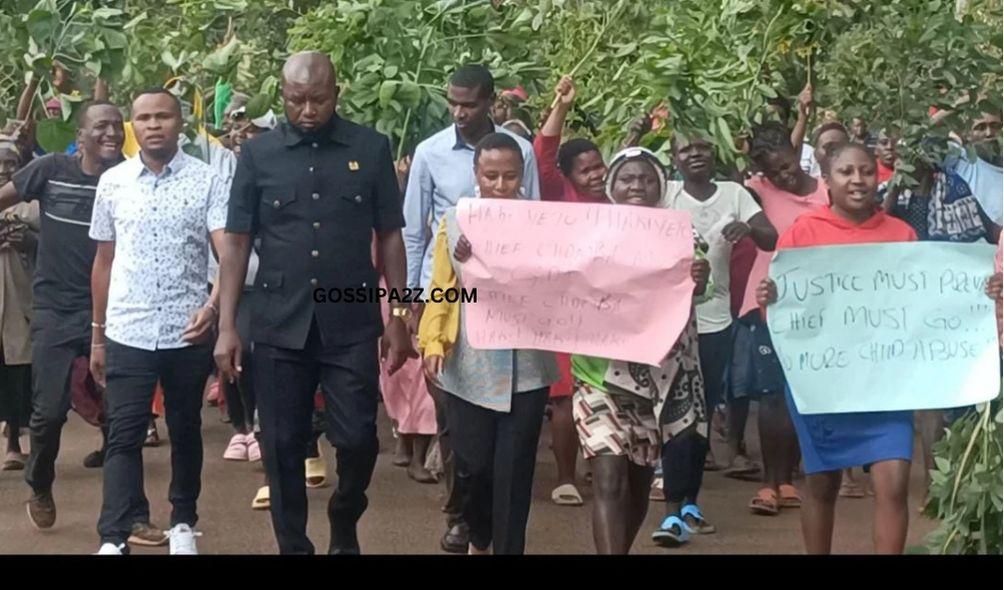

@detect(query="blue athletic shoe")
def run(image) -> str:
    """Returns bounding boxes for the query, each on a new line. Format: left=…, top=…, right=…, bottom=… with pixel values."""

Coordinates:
left=652, top=515, right=690, bottom=547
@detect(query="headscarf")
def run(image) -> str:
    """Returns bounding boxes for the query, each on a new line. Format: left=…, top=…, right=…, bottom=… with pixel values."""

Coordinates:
left=604, top=146, right=668, bottom=204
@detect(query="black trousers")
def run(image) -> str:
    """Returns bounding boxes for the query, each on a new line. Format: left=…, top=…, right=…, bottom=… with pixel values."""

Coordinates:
left=427, top=381, right=466, bottom=528
left=254, top=322, right=380, bottom=555
left=97, top=339, right=214, bottom=545
left=24, top=308, right=91, bottom=494
left=445, top=387, right=548, bottom=555
left=223, top=292, right=256, bottom=433
left=223, top=348, right=255, bottom=433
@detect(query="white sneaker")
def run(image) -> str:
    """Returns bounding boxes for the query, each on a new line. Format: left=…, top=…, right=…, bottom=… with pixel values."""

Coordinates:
left=168, top=524, right=201, bottom=555
left=95, top=542, right=126, bottom=555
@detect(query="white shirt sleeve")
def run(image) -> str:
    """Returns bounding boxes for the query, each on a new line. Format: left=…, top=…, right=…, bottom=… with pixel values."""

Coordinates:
left=88, top=176, right=116, bottom=241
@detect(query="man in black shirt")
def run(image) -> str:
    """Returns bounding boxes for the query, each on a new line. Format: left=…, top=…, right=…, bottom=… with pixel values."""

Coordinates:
left=0, top=101, right=134, bottom=532
left=215, top=52, right=415, bottom=554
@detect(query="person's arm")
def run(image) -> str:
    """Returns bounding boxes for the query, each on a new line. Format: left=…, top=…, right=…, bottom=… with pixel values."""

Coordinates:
left=16, top=75, right=38, bottom=121
left=790, top=83, right=812, bottom=150
left=534, top=135, right=565, bottom=202
left=183, top=174, right=230, bottom=344
left=372, top=135, right=418, bottom=375
left=89, top=241, right=114, bottom=387
left=402, top=146, right=433, bottom=289
left=214, top=143, right=257, bottom=383
left=0, top=182, right=22, bottom=212
left=94, top=78, right=109, bottom=101
left=745, top=212, right=778, bottom=251
left=622, top=113, right=652, bottom=149
left=87, top=175, right=116, bottom=387
left=418, top=218, right=459, bottom=383
left=723, top=186, right=778, bottom=250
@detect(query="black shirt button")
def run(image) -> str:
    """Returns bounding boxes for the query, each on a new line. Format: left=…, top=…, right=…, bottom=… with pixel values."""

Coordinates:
left=273, top=200, right=280, bottom=208
left=354, top=194, right=362, bottom=203
left=311, top=142, right=319, bottom=148
left=310, top=278, right=318, bottom=286
left=311, top=250, right=319, bottom=258
left=313, top=222, right=320, bottom=229
left=311, top=193, right=320, bottom=201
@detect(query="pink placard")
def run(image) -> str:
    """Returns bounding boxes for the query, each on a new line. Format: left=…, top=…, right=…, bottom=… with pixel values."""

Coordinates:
left=455, top=199, right=695, bottom=366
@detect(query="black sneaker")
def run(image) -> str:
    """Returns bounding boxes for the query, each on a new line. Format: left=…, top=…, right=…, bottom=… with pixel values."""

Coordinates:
left=440, top=522, right=469, bottom=554
left=83, top=449, right=105, bottom=468
left=27, top=491, right=56, bottom=529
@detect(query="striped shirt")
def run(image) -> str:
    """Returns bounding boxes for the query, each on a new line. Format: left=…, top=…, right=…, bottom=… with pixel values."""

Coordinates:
left=12, top=153, right=118, bottom=312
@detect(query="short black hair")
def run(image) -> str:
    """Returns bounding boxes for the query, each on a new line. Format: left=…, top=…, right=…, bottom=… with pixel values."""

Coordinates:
left=811, top=121, right=849, bottom=146
left=819, top=141, right=873, bottom=176
left=450, top=64, right=495, bottom=99
left=749, top=121, right=797, bottom=166
left=474, top=132, right=523, bottom=167
left=76, top=100, right=120, bottom=127
left=557, top=138, right=601, bottom=176
left=132, top=87, right=182, bottom=116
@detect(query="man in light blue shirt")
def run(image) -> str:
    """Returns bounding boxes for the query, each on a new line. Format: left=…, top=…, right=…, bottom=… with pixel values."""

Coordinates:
left=946, top=113, right=1002, bottom=226
left=403, top=64, right=539, bottom=292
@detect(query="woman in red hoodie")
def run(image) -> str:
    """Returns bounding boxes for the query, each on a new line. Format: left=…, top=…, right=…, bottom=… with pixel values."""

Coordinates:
left=756, top=142, right=917, bottom=554
left=533, top=75, right=610, bottom=506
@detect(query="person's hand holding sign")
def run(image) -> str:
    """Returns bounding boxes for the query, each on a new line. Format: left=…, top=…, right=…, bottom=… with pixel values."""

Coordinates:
left=985, top=272, right=1002, bottom=302
left=691, top=258, right=710, bottom=295
left=454, top=234, right=472, bottom=263
left=756, top=278, right=778, bottom=307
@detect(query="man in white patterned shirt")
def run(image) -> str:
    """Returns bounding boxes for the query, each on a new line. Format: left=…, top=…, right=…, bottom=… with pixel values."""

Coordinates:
left=88, top=88, right=229, bottom=556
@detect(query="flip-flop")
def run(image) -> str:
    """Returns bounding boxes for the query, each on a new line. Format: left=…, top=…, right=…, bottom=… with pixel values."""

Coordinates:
left=779, top=484, right=802, bottom=508
left=251, top=486, right=270, bottom=510
left=551, top=483, right=584, bottom=506
left=723, top=455, right=762, bottom=480
left=681, top=504, right=716, bottom=534
left=305, top=457, right=328, bottom=488
left=749, top=487, right=780, bottom=516
left=839, top=481, right=866, bottom=498
left=2, top=451, right=27, bottom=471
left=652, top=515, right=690, bottom=547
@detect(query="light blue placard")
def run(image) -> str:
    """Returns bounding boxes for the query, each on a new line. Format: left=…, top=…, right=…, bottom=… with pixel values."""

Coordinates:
left=767, top=242, right=1000, bottom=414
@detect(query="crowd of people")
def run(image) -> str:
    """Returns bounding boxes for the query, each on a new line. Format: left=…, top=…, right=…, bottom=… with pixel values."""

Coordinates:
left=0, top=50, right=1001, bottom=556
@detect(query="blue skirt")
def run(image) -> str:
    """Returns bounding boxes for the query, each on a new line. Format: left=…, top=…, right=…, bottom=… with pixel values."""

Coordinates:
left=784, top=387, right=914, bottom=474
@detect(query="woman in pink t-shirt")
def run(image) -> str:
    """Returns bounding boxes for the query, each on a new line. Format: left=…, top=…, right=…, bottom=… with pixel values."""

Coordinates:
left=726, top=124, right=830, bottom=515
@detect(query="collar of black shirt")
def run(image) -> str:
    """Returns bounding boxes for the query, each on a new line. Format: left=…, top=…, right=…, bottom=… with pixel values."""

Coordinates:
left=282, top=115, right=351, bottom=148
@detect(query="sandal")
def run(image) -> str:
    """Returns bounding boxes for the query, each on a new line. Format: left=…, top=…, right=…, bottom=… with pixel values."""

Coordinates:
left=551, top=483, right=584, bottom=506
left=2, top=451, right=27, bottom=471
left=251, top=486, right=270, bottom=510
left=681, top=504, right=716, bottom=534
left=838, top=480, right=866, bottom=498
left=652, top=515, right=690, bottom=547
left=723, top=454, right=762, bottom=480
left=703, top=451, right=721, bottom=472
left=649, top=477, right=665, bottom=502
left=779, top=484, right=802, bottom=508
left=305, top=456, right=328, bottom=488
left=749, top=487, right=780, bottom=516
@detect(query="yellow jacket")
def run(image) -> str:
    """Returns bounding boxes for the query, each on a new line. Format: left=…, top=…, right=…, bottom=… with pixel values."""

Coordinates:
left=417, top=217, right=458, bottom=358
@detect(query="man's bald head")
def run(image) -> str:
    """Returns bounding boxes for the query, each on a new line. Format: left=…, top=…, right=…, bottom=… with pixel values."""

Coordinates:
left=281, top=52, right=339, bottom=132
left=282, top=52, right=336, bottom=87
